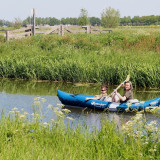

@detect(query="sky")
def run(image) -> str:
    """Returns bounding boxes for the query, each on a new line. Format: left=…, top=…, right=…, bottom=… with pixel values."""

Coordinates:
left=0, top=0, right=160, bottom=21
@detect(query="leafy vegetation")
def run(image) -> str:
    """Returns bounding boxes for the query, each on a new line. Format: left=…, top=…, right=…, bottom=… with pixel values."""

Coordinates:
left=78, top=8, right=90, bottom=26
left=0, top=98, right=160, bottom=159
left=101, top=7, right=120, bottom=28
left=0, top=28, right=160, bottom=87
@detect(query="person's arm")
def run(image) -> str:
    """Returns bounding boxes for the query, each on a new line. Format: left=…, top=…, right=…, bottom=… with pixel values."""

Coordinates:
left=115, top=92, right=126, bottom=102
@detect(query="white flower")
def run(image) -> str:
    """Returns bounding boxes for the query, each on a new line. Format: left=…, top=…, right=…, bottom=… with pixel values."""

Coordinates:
left=51, top=119, right=58, bottom=124
left=62, top=108, right=71, bottom=113
left=48, top=104, right=53, bottom=109
left=34, top=101, right=41, bottom=106
left=19, top=115, right=26, bottom=119
left=66, top=117, right=74, bottom=121
left=12, top=107, right=18, bottom=111
left=43, top=122, right=49, bottom=126
left=150, top=120, right=157, bottom=125
left=24, top=112, right=29, bottom=115
left=41, top=98, right=46, bottom=103
left=34, top=97, right=40, bottom=101
left=15, top=111, right=20, bottom=114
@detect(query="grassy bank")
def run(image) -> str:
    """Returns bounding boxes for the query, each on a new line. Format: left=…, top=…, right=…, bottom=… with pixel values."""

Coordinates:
left=0, top=99, right=160, bottom=159
left=0, top=28, right=160, bottom=87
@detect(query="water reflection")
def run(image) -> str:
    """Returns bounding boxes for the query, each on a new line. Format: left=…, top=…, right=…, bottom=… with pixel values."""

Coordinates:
left=0, top=79, right=160, bottom=128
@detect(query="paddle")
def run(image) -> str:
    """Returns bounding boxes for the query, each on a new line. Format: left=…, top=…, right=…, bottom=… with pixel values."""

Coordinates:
left=107, top=75, right=130, bottom=98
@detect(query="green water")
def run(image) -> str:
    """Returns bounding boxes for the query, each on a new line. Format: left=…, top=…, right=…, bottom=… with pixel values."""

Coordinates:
left=1, top=78, right=160, bottom=99
left=0, top=78, right=160, bottom=128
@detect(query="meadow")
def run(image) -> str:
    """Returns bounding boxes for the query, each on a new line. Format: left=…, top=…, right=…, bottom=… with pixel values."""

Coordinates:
left=0, top=27, right=160, bottom=87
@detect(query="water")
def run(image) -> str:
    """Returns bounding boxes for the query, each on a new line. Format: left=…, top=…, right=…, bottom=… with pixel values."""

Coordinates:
left=0, top=79, right=160, bottom=128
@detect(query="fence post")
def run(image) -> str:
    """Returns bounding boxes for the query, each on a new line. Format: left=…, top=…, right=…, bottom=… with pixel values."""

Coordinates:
left=32, top=8, right=36, bottom=35
left=59, top=25, right=64, bottom=36
left=6, top=30, right=9, bottom=41
left=86, top=25, right=91, bottom=34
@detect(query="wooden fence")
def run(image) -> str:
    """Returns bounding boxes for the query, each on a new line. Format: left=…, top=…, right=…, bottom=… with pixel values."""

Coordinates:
left=0, top=25, right=112, bottom=41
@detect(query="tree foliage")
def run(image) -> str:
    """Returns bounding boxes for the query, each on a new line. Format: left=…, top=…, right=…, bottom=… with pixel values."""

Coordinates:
left=12, top=18, right=22, bottom=29
left=89, top=17, right=101, bottom=26
left=61, top=18, right=78, bottom=25
left=101, top=7, right=120, bottom=28
left=78, top=8, right=89, bottom=26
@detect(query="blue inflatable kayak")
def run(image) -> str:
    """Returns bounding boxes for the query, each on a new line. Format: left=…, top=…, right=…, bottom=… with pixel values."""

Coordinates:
left=57, top=90, right=160, bottom=111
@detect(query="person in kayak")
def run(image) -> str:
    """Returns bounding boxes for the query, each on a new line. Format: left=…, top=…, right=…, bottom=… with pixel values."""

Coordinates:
left=85, top=84, right=112, bottom=101
left=112, top=81, right=133, bottom=103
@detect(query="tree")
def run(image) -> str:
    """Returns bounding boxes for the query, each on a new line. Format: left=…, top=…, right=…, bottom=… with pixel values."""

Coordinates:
left=61, top=17, right=78, bottom=25
left=120, top=16, right=131, bottom=26
left=101, top=7, right=120, bottom=28
left=12, top=18, right=22, bottom=29
left=89, top=17, right=101, bottom=26
left=78, top=8, right=89, bottom=26
left=131, top=16, right=140, bottom=26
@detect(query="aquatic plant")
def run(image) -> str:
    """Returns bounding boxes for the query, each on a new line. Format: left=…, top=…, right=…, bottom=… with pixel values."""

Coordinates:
left=0, top=29, right=160, bottom=87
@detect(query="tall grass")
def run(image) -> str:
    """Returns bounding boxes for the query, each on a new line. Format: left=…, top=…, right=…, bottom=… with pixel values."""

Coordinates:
left=0, top=29, right=160, bottom=87
left=0, top=99, right=160, bottom=159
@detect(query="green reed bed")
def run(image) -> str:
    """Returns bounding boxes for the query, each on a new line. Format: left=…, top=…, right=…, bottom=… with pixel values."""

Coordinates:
left=0, top=98, right=160, bottom=160
left=0, top=30, right=160, bottom=87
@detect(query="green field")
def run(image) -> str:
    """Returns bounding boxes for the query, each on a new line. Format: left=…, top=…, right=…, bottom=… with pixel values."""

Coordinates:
left=0, top=27, right=160, bottom=87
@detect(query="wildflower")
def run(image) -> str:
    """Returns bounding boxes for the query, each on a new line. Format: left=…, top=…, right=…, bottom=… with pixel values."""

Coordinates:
left=57, top=111, right=63, bottom=115
left=34, top=101, right=41, bottom=106
left=150, top=120, right=157, bottom=125
left=51, top=119, right=58, bottom=124
left=9, top=111, right=15, bottom=114
left=19, top=114, right=26, bottom=119
left=43, top=122, right=49, bottom=126
left=53, top=108, right=59, bottom=112
left=136, top=131, right=142, bottom=137
left=14, top=111, right=20, bottom=114
left=57, top=103, right=63, bottom=108
left=31, top=113, right=39, bottom=117
left=41, top=98, right=46, bottom=103
left=21, top=108, right=24, bottom=111
left=47, top=104, right=53, bottom=109
left=62, top=108, right=71, bottom=113
left=34, top=97, right=40, bottom=101
left=143, top=141, right=148, bottom=145
left=12, top=107, right=18, bottom=111
left=24, top=112, right=29, bottom=115
left=66, top=117, right=74, bottom=121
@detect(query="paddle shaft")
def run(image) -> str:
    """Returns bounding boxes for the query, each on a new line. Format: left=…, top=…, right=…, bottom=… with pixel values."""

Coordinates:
left=107, top=75, right=130, bottom=97
left=107, top=83, right=123, bottom=97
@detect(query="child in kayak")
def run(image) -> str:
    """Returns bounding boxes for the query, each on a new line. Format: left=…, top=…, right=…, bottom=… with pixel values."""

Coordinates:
left=85, top=84, right=112, bottom=101
left=112, top=81, right=133, bottom=103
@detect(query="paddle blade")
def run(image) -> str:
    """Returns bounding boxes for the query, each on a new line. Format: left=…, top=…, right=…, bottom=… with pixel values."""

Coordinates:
left=125, top=75, right=130, bottom=82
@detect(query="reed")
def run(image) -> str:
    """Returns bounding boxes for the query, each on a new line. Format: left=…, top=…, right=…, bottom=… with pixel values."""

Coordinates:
left=0, top=29, right=160, bottom=87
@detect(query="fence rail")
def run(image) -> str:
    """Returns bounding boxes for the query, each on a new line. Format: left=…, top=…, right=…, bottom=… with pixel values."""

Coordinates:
left=0, top=25, right=112, bottom=41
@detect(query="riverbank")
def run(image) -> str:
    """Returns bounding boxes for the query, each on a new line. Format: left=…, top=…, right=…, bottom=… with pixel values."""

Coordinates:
left=0, top=102, right=160, bottom=159
left=0, top=28, right=160, bottom=87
